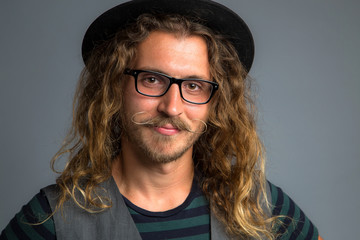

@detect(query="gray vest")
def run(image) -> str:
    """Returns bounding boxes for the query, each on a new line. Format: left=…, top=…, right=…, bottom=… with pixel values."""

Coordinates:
left=43, top=177, right=271, bottom=239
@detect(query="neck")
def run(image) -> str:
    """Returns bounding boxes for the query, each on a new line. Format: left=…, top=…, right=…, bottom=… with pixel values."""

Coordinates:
left=112, top=138, right=194, bottom=212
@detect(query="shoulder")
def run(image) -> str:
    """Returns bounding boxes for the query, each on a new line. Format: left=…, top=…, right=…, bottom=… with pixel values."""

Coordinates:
left=0, top=189, right=56, bottom=240
left=267, top=181, right=319, bottom=240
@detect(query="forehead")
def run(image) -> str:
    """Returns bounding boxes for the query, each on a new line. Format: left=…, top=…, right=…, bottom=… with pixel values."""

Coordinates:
left=134, top=31, right=210, bottom=80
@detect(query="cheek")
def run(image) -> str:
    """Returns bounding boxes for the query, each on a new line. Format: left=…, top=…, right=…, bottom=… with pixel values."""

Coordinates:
left=124, top=91, right=160, bottom=115
left=185, top=105, right=210, bottom=121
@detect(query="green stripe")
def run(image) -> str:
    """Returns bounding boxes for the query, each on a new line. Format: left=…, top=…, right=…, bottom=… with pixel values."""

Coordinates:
left=4, top=222, right=17, bottom=239
left=16, top=212, right=44, bottom=239
left=172, top=233, right=210, bottom=240
left=280, top=202, right=300, bottom=239
left=312, top=225, right=319, bottom=240
left=136, top=214, right=209, bottom=232
left=273, top=191, right=290, bottom=233
left=270, top=183, right=278, bottom=210
left=127, top=207, right=139, bottom=215
left=29, top=196, right=55, bottom=233
left=295, top=216, right=310, bottom=240
left=186, top=196, right=208, bottom=210
left=279, top=193, right=290, bottom=216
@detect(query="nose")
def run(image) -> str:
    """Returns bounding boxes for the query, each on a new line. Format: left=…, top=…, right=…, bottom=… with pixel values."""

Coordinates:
left=157, top=84, right=184, bottom=117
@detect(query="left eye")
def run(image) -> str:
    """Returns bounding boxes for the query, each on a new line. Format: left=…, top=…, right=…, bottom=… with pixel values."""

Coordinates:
left=184, top=81, right=202, bottom=91
left=188, top=83, right=199, bottom=90
left=144, top=77, right=158, bottom=84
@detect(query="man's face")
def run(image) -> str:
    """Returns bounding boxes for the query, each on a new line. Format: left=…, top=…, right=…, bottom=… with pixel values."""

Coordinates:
left=121, top=31, right=211, bottom=164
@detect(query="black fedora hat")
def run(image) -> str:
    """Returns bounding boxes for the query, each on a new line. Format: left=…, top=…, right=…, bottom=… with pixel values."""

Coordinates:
left=82, top=0, right=254, bottom=72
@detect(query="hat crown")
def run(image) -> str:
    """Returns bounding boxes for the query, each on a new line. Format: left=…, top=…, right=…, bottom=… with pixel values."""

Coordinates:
left=82, top=0, right=254, bottom=72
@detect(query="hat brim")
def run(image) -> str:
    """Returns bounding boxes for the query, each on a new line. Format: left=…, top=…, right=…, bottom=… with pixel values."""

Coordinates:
left=82, top=0, right=254, bottom=72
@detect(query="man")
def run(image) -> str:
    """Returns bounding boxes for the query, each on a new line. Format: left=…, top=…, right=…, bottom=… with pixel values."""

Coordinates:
left=1, top=0, right=322, bottom=239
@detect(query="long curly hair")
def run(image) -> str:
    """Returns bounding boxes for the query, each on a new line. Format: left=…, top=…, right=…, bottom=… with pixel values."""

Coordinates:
left=51, top=14, right=276, bottom=239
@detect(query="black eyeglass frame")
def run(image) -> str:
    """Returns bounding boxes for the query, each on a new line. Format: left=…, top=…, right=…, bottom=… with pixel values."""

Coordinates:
left=124, top=69, right=219, bottom=104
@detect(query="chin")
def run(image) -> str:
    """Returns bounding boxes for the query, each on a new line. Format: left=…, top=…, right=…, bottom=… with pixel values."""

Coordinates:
left=142, top=140, right=193, bottom=164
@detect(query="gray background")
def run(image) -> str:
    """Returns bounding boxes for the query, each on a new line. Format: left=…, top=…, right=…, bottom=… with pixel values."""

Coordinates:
left=1, top=1, right=359, bottom=239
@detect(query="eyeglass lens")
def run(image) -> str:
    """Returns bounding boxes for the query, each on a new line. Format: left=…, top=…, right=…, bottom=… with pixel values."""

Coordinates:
left=136, top=71, right=214, bottom=104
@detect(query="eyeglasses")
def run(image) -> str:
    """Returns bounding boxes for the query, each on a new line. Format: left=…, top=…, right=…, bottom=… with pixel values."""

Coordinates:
left=124, top=69, right=218, bottom=104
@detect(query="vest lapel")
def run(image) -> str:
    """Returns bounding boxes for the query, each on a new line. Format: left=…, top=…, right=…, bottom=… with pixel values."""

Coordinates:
left=210, top=211, right=232, bottom=239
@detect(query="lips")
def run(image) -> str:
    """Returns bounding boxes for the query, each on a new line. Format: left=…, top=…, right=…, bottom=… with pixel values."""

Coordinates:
left=153, top=124, right=180, bottom=136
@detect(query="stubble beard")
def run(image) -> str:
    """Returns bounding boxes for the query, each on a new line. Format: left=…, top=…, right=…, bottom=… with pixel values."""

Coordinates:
left=122, top=114, right=204, bottom=164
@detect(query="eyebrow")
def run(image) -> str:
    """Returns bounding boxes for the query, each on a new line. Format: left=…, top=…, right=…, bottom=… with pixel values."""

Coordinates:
left=138, top=67, right=210, bottom=81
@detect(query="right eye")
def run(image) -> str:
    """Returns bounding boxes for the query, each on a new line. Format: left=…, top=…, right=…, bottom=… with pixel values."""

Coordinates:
left=140, top=75, right=159, bottom=84
left=138, top=72, right=168, bottom=88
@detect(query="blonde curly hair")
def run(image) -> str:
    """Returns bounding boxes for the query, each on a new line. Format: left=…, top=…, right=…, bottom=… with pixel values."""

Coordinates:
left=51, top=14, right=276, bottom=239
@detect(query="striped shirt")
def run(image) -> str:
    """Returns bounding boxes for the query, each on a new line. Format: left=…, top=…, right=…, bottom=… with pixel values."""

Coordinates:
left=269, top=182, right=319, bottom=239
left=0, top=181, right=319, bottom=240
left=123, top=179, right=210, bottom=239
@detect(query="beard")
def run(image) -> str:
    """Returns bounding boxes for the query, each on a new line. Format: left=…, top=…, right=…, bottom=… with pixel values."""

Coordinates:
left=121, top=112, right=206, bottom=164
